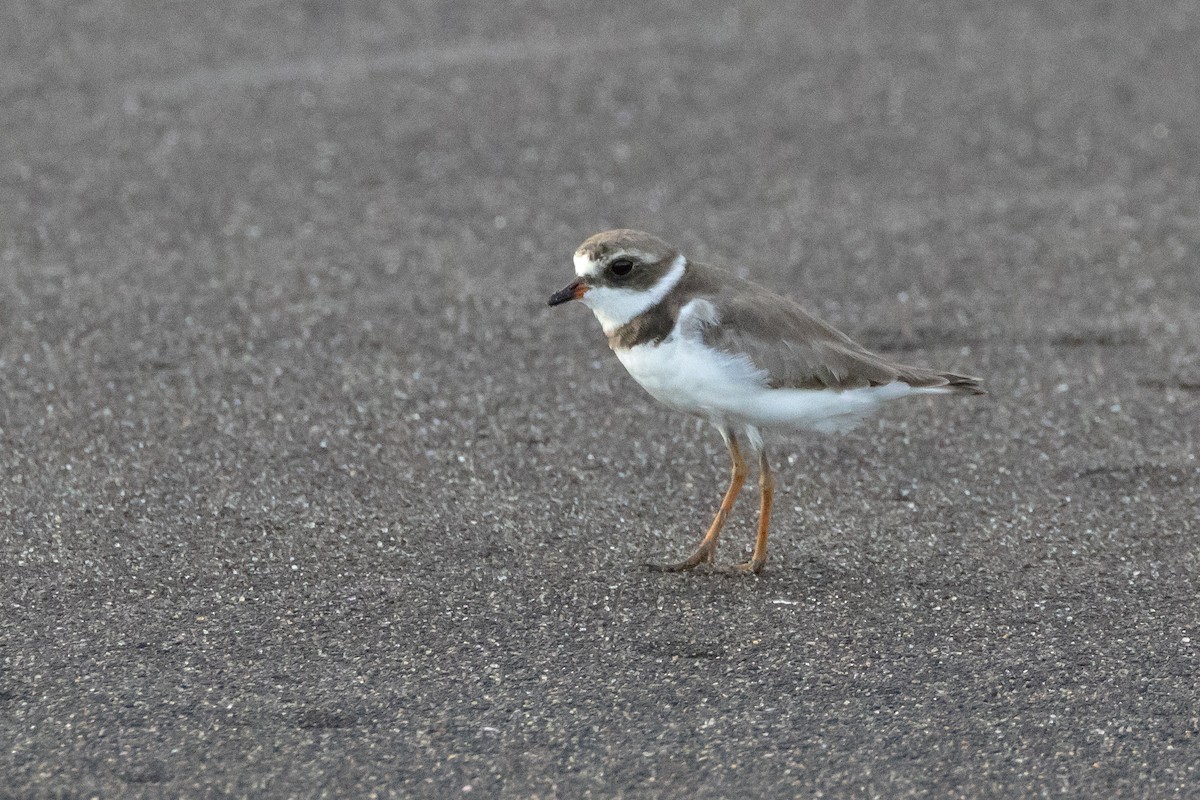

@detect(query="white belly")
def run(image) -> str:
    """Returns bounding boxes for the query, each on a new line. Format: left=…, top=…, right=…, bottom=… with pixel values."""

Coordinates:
left=615, top=337, right=924, bottom=434
left=615, top=335, right=765, bottom=418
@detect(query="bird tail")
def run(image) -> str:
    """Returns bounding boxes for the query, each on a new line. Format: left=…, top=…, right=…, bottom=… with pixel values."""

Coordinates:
left=898, top=366, right=985, bottom=396
left=939, top=372, right=985, bottom=395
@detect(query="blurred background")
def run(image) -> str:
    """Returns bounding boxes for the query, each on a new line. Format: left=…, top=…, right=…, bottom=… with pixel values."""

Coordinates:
left=1, top=1, right=1198, bottom=796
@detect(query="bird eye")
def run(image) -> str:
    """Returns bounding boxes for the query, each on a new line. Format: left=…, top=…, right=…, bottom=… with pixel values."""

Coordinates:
left=610, top=259, right=634, bottom=277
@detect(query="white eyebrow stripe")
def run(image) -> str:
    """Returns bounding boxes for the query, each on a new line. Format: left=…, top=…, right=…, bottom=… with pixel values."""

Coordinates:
left=574, top=249, right=662, bottom=277
left=609, top=249, right=657, bottom=263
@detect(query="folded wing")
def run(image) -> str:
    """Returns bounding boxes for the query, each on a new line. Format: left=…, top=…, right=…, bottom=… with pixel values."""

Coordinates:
left=695, top=267, right=983, bottom=394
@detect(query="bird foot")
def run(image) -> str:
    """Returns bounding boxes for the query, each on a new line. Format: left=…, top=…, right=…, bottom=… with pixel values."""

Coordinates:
left=647, top=555, right=766, bottom=575
left=646, top=547, right=716, bottom=573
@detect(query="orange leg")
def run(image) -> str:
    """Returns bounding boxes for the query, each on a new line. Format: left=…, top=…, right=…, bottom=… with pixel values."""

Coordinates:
left=652, top=431, right=746, bottom=572
left=736, top=449, right=773, bottom=574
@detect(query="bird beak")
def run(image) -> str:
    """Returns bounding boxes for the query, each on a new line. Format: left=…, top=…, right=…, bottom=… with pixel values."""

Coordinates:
left=548, top=278, right=588, bottom=307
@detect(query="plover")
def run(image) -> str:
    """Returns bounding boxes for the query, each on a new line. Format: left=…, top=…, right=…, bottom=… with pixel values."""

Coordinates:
left=549, top=229, right=983, bottom=574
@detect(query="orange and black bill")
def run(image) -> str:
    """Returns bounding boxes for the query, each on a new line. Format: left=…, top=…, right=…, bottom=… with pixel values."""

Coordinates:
left=548, top=278, right=587, bottom=306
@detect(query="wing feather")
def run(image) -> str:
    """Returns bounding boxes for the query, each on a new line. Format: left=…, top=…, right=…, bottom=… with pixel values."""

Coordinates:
left=691, top=265, right=981, bottom=393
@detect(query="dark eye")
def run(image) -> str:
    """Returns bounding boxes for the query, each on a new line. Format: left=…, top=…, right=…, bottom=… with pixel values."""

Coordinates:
left=610, top=259, right=634, bottom=277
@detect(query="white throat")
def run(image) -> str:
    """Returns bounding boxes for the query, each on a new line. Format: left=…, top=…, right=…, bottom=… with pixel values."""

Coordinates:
left=580, top=254, right=687, bottom=334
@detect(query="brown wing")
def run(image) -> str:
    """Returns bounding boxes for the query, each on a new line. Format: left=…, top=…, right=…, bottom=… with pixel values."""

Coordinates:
left=695, top=265, right=982, bottom=393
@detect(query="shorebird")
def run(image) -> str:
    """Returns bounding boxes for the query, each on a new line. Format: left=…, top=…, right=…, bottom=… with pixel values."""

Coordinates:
left=549, top=229, right=983, bottom=574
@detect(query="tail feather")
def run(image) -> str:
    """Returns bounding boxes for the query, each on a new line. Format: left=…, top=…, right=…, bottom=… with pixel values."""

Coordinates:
left=939, top=371, right=986, bottom=396
left=899, top=367, right=985, bottom=396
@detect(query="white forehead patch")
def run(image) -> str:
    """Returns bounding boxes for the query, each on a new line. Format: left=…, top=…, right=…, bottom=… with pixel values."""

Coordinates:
left=573, top=251, right=600, bottom=277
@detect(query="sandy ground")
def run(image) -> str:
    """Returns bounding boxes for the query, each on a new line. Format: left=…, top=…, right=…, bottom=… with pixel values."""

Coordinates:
left=2, top=1, right=1198, bottom=796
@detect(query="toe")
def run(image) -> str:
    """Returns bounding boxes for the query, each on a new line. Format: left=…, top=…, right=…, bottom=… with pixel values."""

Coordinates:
left=647, top=545, right=716, bottom=573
